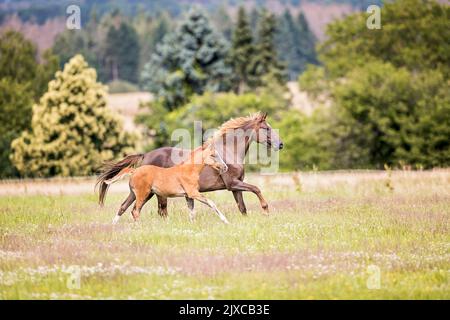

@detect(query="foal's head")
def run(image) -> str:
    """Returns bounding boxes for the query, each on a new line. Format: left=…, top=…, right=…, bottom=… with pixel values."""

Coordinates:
left=202, top=145, right=228, bottom=174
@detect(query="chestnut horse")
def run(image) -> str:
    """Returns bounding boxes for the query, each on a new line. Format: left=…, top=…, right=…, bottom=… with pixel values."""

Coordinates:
left=97, top=112, right=283, bottom=217
left=112, top=144, right=230, bottom=224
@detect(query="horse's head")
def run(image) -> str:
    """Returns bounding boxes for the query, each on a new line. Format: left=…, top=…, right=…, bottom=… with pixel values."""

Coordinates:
left=202, top=145, right=228, bottom=174
left=253, top=112, right=283, bottom=151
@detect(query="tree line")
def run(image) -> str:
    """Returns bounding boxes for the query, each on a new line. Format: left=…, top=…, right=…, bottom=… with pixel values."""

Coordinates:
left=0, top=0, right=448, bottom=178
left=296, top=0, right=449, bottom=170
left=138, top=1, right=449, bottom=171
left=51, top=6, right=316, bottom=89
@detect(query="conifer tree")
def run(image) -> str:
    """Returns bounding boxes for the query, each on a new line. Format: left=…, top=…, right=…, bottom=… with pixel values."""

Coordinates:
left=104, top=22, right=140, bottom=83
left=141, top=7, right=231, bottom=111
left=276, top=10, right=316, bottom=79
left=249, top=9, right=285, bottom=87
left=230, top=7, right=256, bottom=93
left=11, top=55, right=134, bottom=177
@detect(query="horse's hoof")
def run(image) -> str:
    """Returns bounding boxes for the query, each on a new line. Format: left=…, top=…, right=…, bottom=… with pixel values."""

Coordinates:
left=112, top=215, right=120, bottom=224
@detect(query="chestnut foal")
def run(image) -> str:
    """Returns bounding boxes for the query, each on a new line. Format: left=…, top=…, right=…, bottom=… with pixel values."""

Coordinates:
left=112, top=144, right=230, bottom=224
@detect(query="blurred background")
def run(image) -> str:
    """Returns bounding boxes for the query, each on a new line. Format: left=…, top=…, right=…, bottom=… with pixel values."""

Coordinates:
left=0, top=0, right=448, bottom=178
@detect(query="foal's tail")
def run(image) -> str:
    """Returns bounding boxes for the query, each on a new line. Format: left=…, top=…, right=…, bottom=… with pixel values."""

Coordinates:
left=96, top=154, right=144, bottom=206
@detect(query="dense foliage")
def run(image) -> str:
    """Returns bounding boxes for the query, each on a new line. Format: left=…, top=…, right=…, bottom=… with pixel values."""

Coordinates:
left=104, top=21, right=140, bottom=83
left=276, top=10, right=316, bottom=79
left=299, top=0, right=450, bottom=169
left=248, top=9, right=286, bottom=87
left=0, top=31, right=58, bottom=177
left=229, top=7, right=255, bottom=93
left=50, top=4, right=316, bottom=88
left=52, top=11, right=150, bottom=86
left=11, top=55, right=135, bottom=177
left=140, top=8, right=232, bottom=111
left=1, top=0, right=448, bottom=177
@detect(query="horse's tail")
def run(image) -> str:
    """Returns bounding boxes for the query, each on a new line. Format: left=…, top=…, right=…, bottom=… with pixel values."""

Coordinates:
left=96, top=154, right=144, bottom=206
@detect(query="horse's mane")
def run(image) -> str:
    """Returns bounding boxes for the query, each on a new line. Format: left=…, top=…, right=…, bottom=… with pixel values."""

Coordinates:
left=203, top=112, right=264, bottom=147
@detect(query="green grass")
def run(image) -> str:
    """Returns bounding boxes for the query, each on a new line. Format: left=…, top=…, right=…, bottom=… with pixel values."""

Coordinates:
left=0, top=171, right=449, bottom=299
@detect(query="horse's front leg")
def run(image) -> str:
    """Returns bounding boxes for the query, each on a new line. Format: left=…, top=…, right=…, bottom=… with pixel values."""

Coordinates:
left=232, top=191, right=247, bottom=215
left=229, top=180, right=269, bottom=214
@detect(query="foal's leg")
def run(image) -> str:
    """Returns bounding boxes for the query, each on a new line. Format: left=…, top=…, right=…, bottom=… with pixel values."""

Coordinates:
left=232, top=191, right=247, bottom=215
left=132, top=191, right=154, bottom=221
left=191, top=194, right=229, bottom=224
left=112, top=192, right=136, bottom=224
left=229, top=180, right=269, bottom=214
left=185, top=197, right=195, bottom=222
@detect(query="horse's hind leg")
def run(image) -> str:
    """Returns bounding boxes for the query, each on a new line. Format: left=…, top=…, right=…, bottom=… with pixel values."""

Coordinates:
left=112, top=192, right=136, bottom=224
left=131, top=191, right=154, bottom=221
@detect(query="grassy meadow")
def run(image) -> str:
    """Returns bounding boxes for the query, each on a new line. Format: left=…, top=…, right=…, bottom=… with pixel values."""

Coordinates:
left=0, top=170, right=449, bottom=299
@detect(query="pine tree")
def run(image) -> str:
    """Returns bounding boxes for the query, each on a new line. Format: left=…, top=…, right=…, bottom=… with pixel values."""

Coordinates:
left=249, top=9, right=285, bottom=87
left=296, top=12, right=316, bottom=65
left=134, top=11, right=173, bottom=75
left=52, top=15, right=100, bottom=82
left=249, top=8, right=260, bottom=37
left=212, top=5, right=233, bottom=41
left=11, top=55, right=134, bottom=177
left=230, top=6, right=255, bottom=93
left=276, top=10, right=317, bottom=80
left=141, top=7, right=231, bottom=111
left=104, top=22, right=141, bottom=83
left=151, top=12, right=171, bottom=47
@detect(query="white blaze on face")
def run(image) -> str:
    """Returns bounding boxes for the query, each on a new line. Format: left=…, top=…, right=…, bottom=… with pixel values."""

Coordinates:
left=267, top=122, right=282, bottom=151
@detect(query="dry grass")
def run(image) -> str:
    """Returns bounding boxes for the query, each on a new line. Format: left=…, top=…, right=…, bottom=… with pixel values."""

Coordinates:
left=106, top=92, right=152, bottom=133
left=0, top=170, right=449, bottom=299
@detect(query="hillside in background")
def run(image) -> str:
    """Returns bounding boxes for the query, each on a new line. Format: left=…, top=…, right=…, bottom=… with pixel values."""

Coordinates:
left=0, top=0, right=378, bottom=54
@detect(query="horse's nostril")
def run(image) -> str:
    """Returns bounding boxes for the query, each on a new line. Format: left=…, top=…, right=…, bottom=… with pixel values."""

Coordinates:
left=279, top=143, right=284, bottom=150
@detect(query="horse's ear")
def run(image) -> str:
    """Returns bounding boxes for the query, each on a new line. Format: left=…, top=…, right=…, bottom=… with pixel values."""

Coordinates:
left=259, top=112, right=268, bottom=122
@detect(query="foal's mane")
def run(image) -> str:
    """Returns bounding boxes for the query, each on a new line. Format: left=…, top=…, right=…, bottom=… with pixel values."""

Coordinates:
left=203, top=112, right=265, bottom=147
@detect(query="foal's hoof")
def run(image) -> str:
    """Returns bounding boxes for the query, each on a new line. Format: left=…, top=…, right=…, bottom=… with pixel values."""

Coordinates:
left=112, top=215, right=120, bottom=224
